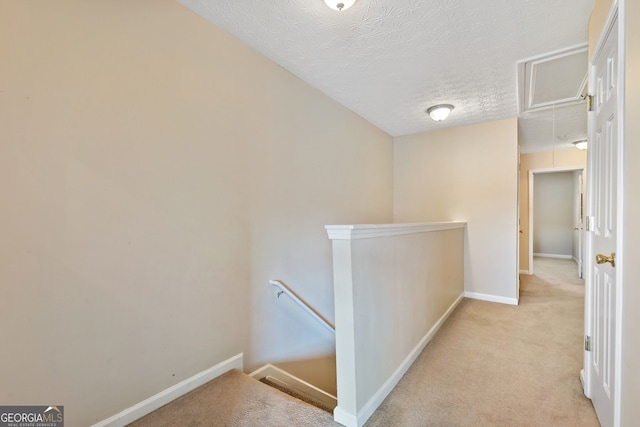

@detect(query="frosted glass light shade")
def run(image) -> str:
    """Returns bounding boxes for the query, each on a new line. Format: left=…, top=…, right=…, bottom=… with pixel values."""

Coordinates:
left=427, top=104, right=454, bottom=122
left=323, top=0, right=356, bottom=11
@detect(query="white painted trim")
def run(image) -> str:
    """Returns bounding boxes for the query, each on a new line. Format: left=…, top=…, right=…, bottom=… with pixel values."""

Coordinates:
left=584, top=18, right=601, bottom=408
left=338, top=292, right=464, bottom=427
left=91, top=353, right=243, bottom=427
left=529, top=166, right=585, bottom=174
left=464, top=291, right=518, bottom=306
left=615, top=2, right=624, bottom=425
left=517, top=42, right=590, bottom=67
left=334, top=406, right=358, bottom=427
left=529, top=169, right=534, bottom=275
left=533, top=253, right=573, bottom=259
left=519, top=270, right=532, bottom=275
left=325, top=222, right=466, bottom=240
left=580, top=369, right=587, bottom=396
left=249, top=363, right=337, bottom=410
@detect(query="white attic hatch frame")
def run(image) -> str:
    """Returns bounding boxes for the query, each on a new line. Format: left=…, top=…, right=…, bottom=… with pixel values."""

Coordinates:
left=517, top=44, right=588, bottom=114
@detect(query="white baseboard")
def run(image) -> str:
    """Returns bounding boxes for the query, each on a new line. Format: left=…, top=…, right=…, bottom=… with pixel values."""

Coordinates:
left=338, top=292, right=465, bottom=427
left=249, top=363, right=337, bottom=410
left=91, top=353, right=243, bottom=427
left=464, top=291, right=518, bottom=306
left=334, top=406, right=358, bottom=427
left=580, top=368, right=592, bottom=398
left=533, top=253, right=572, bottom=259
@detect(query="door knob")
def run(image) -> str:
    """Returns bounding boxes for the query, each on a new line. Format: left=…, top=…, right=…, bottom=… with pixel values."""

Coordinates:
left=595, top=252, right=616, bottom=267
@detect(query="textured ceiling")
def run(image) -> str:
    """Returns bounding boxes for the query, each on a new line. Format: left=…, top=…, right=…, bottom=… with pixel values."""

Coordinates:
left=179, top=0, right=595, bottom=151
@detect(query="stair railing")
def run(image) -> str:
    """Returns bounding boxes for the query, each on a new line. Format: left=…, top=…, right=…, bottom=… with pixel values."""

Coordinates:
left=268, top=280, right=335, bottom=335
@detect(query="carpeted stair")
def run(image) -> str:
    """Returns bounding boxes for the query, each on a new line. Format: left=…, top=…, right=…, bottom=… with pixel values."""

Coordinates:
left=127, top=369, right=340, bottom=427
left=258, top=377, right=335, bottom=413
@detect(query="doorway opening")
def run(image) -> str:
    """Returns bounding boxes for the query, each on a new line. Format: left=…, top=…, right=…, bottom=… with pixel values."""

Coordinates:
left=528, top=167, right=585, bottom=278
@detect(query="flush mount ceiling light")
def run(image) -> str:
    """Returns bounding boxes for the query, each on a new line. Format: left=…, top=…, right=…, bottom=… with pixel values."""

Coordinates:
left=323, top=0, right=356, bottom=11
left=426, top=104, right=454, bottom=122
left=573, top=139, right=588, bottom=150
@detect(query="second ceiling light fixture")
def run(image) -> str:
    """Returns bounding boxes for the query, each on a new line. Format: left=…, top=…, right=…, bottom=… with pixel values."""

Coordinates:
left=323, top=0, right=356, bottom=11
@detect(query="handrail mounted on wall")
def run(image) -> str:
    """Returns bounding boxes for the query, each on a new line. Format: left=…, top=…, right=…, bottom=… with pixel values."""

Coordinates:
left=268, top=280, right=335, bottom=335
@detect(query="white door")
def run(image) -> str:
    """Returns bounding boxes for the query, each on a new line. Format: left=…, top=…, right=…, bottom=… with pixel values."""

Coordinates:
left=587, top=15, right=618, bottom=427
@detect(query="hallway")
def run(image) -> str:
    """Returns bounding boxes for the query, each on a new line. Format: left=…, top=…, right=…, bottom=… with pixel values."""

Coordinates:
left=365, top=257, right=600, bottom=426
left=531, top=256, right=585, bottom=287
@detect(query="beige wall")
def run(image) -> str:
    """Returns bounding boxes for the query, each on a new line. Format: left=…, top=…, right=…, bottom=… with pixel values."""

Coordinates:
left=0, top=1, right=392, bottom=426
left=394, top=119, right=519, bottom=302
left=518, top=149, right=587, bottom=272
left=244, top=44, right=393, bottom=393
left=588, top=0, right=640, bottom=423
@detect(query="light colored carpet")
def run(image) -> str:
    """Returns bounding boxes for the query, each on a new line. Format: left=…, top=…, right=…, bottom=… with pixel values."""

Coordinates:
left=128, top=369, right=338, bottom=427
left=129, top=257, right=599, bottom=426
left=365, top=257, right=599, bottom=426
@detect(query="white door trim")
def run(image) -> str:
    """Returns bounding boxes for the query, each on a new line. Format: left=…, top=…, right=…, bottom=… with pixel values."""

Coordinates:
left=615, top=4, right=625, bottom=427
left=527, top=167, right=585, bottom=275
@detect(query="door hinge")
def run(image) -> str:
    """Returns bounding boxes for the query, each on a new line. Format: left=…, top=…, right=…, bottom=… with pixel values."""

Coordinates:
left=585, top=335, right=592, bottom=352
left=586, top=216, right=595, bottom=232
left=585, top=94, right=594, bottom=111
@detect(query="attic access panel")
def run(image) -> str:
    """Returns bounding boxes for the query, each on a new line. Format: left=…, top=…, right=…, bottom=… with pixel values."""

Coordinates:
left=518, top=45, right=588, bottom=113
